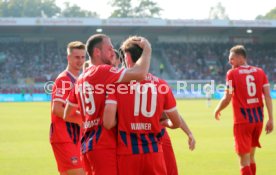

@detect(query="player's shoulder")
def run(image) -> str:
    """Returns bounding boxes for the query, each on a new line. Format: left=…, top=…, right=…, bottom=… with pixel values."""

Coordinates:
left=98, top=64, right=124, bottom=74
left=157, top=77, right=169, bottom=85
left=226, top=68, right=235, bottom=74
left=55, top=70, right=70, bottom=82
left=226, top=68, right=237, bottom=77
left=247, top=65, right=266, bottom=75
left=144, top=73, right=169, bottom=86
left=253, top=66, right=265, bottom=72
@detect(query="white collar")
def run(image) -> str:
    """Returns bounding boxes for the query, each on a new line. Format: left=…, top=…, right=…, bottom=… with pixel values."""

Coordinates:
left=240, top=64, right=249, bottom=68
left=66, top=70, right=78, bottom=80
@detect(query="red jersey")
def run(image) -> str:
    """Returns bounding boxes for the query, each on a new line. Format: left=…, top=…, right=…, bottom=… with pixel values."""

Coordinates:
left=50, top=70, right=81, bottom=144
left=67, top=65, right=126, bottom=154
left=226, top=65, right=269, bottom=124
left=106, top=73, right=177, bottom=155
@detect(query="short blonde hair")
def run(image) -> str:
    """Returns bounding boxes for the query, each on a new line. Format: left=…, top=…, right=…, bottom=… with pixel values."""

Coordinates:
left=230, top=45, right=247, bottom=58
left=67, top=41, right=85, bottom=55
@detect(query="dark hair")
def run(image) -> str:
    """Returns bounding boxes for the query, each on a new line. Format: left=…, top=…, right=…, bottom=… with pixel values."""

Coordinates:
left=86, top=34, right=108, bottom=58
left=230, top=45, right=247, bottom=58
left=120, top=36, right=143, bottom=63
left=124, top=44, right=143, bottom=63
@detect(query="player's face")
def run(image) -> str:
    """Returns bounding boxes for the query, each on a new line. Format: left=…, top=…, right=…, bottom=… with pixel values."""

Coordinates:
left=99, top=37, right=115, bottom=65
left=228, top=52, right=239, bottom=68
left=68, top=49, right=86, bottom=71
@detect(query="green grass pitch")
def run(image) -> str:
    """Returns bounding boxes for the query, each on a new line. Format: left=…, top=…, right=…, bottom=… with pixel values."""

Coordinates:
left=0, top=100, right=275, bottom=175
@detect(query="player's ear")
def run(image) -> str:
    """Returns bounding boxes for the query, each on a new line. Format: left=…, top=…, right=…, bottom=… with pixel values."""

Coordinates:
left=93, top=47, right=101, bottom=58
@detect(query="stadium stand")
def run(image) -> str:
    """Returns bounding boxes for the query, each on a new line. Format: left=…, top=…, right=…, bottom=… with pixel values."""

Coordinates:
left=157, top=42, right=276, bottom=83
left=0, top=18, right=276, bottom=97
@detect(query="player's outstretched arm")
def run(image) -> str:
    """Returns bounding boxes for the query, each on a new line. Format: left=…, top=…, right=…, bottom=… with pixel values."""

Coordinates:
left=103, top=103, right=117, bottom=130
left=121, top=37, right=152, bottom=82
left=179, top=116, right=196, bottom=151
left=214, top=90, right=232, bottom=120
left=162, top=110, right=181, bottom=129
left=263, top=86, right=274, bottom=134
left=160, top=112, right=195, bottom=150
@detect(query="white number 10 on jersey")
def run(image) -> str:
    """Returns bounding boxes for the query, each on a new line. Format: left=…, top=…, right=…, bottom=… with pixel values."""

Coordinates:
left=134, top=83, right=157, bottom=118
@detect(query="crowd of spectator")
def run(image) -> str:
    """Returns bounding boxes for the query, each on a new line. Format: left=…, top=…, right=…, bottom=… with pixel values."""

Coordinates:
left=158, top=42, right=276, bottom=84
left=0, top=41, right=67, bottom=93
left=0, top=41, right=275, bottom=94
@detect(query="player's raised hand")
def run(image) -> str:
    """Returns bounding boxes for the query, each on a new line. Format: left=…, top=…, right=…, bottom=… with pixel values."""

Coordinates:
left=265, top=118, right=274, bottom=134
left=214, top=110, right=221, bottom=120
left=131, top=37, right=151, bottom=50
left=188, top=133, right=196, bottom=151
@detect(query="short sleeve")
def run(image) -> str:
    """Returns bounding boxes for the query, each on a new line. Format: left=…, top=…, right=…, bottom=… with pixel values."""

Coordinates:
left=52, top=77, right=73, bottom=104
left=162, top=83, right=177, bottom=113
left=101, top=65, right=127, bottom=84
left=67, top=84, right=79, bottom=107
left=261, top=69, right=270, bottom=88
left=105, top=88, right=118, bottom=105
left=226, top=69, right=234, bottom=92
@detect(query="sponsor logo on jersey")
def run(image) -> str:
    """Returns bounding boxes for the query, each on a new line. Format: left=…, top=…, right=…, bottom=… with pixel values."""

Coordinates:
left=71, top=156, right=78, bottom=165
left=109, top=67, right=120, bottom=73
left=55, top=88, right=64, bottom=97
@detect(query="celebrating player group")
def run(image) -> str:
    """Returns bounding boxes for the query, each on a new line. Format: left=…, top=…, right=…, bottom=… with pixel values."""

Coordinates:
left=49, top=34, right=273, bottom=175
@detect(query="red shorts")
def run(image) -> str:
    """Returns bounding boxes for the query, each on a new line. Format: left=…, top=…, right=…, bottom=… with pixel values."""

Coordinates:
left=84, top=149, right=117, bottom=175
left=51, top=142, right=82, bottom=172
left=82, top=153, right=92, bottom=175
left=234, top=123, right=263, bottom=154
left=162, top=130, right=178, bottom=175
left=118, top=152, right=167, bottom=175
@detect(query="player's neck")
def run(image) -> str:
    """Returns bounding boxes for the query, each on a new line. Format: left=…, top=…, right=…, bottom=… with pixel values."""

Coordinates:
left=239, top=59, right=248, bottom=67
left=66, top=66, right=79, bottom=77
left=240, top=62, right=248, bottom=67
left=91, top=59, right=103, bottom=66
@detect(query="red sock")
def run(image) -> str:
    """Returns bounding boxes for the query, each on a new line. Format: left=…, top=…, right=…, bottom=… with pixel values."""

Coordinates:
left=240, top=166, right=252, bottom=175
left=250, top=163, right=256, bottom=175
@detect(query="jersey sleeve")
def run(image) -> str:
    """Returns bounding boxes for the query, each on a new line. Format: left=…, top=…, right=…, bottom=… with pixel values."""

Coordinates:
left=226, top=69, right=234, bottom=93
left=162, top=82, right=177, bottom=113
left=101, top=65, right=127, bottom=84
left=105, top=88, right=118, bottom=105
left=67, top=84, right=79, bottom=107
left=52, top=77, right=73, bottom=104
left=261, top=69, right=270, bottom=88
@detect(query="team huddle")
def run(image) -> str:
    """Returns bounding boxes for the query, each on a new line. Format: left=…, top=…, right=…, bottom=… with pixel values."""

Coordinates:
left=49, top=34, right=273, bottom=175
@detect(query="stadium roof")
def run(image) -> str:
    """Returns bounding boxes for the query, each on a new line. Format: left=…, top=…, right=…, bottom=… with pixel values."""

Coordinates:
left=1, top=18, right=276, bottom=28
left=0, top=18, right=275, bottom=43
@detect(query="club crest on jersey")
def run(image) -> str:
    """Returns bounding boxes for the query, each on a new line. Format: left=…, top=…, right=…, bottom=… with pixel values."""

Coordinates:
left=71, top=156, right=78, bottom=165
left=55, top=88, right=65, bottom=97
left=109, top=67, right=120, bottom=73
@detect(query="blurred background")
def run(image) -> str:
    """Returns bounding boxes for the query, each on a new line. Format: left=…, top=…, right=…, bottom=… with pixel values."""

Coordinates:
left=0, top=0, right=275, bottom=100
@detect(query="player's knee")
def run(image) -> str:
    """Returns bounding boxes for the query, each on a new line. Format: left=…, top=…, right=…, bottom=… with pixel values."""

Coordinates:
left=238, top=153, right=251, bottom=166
